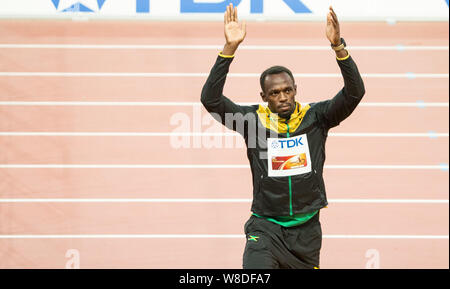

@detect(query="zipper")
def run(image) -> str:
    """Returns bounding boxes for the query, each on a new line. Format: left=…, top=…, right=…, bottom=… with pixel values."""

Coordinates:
left=286, top=122, right=293, bottom=216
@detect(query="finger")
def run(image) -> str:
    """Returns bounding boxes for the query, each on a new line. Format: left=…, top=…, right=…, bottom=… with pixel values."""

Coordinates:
left=225, top=5, right=228, bottom=23
left=234, top=6, right=238, bottom=23
left=227, top=4, right=231, bottom=23
left=330, top=6, right=338, bottom=22
left=331, top=11, right=338, bottom=23
left=230, top=3, right=234, bottom=22
left=327, top=13, right=333, bottom=24
left=327, top=11, right=336, bottom=24
left=329, top=16, right=337, bottom=27
left=231, top=4, right=234, bottom=23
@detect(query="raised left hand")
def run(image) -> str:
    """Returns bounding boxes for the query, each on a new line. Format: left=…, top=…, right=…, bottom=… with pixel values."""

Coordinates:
left=326, top=6, right=341, bottom=46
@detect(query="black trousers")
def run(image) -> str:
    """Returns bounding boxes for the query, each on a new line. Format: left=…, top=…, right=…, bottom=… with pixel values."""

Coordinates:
left=242, top=212, right=322, bottom=269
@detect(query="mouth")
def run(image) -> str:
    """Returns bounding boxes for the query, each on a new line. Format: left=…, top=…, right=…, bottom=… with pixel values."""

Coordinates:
left=278, top=104, right=292, bottom=113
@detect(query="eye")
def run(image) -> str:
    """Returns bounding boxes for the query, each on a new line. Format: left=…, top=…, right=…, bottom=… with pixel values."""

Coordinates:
left=270, top=90, right=280, bottom=97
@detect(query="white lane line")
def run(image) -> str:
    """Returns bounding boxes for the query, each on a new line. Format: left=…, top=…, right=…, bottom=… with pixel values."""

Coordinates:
left=0, top=101, right=206, bottom=106
left=323, top=235, right=449, bottom=240
left=0, top=132, right=448, bottom=137
left=0, top=132, right=239, bottom=137
left=0, top=72, right=447, bottom=78
left=359, top=102, right=449, bottom=107
left=0, top=164, right=447, bottom=170
left=0, top=198, right=254, bottom=203
left=0, top=44, right=448, bottom=51
left=0, top=234, right=446, bottom=239
left=328, top=199, right=449, bottom=204
left=0, top=101, right=448, bottom=107
left=0, top=199, right=447, bottom=204
left=325, top=165, right=449, bottom=170
left=328, top=133, right=449, bottom=137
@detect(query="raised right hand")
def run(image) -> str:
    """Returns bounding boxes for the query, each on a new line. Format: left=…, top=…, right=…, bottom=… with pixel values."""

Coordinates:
left=223, top=3, right=246, bottom=55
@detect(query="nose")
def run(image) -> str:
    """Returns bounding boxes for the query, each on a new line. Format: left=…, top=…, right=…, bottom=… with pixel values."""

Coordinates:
left=279, top=92, right=288, bottom=102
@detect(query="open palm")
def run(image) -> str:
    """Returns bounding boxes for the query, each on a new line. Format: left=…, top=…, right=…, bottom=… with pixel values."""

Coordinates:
left=224, top=4, right=246, bottom=46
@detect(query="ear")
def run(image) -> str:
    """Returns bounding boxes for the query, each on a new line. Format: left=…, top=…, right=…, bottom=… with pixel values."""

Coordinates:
left=260, top=91, right=268, bottom=102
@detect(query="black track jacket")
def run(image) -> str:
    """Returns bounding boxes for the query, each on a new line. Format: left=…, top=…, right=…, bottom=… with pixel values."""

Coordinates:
left=201, top=53, right=365, bottom=216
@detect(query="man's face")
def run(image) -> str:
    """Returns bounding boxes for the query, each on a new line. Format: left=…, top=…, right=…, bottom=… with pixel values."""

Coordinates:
left=260, top=72, right=297, bottom=119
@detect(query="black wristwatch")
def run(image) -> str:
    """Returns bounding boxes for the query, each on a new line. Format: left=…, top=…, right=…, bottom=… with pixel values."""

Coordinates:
left=331, top=38, right=346, bottom=51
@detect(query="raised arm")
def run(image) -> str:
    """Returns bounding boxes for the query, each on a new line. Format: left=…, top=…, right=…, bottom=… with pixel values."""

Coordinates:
left=326, top=6, right=349, bottom=60
left=222, top=3, right=247, bottom=56
left=317, top=7, right=366, bottom=129
left=201, top=4, right=253, bottom=133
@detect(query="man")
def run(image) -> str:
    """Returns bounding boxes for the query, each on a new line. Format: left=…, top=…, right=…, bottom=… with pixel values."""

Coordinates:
left=201, top=4, right=365, bottom=269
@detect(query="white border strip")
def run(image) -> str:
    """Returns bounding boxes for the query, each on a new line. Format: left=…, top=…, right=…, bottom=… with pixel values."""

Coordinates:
left=0, top=198, right=447, bottom=204
left=0, top=132, right=448, bottom=137
left=0, top=72, right=447, bottom=78
left=0, top=44, right=448, bottom=51
left=0, top=101, right=448, bottom=107
left=0, top=234, right=446, bottom=239
left=0, top=164, right=447, bottom=169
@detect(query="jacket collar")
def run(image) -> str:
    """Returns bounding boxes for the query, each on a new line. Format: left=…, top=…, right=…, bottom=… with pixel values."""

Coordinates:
left=257, top=102, right=310, bottom=134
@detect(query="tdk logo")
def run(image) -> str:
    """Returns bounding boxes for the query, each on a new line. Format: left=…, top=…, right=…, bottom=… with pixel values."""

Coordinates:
left=51, top=0, right=151, bottom=13
left=181, top=0, right=312, bottom=13
left=50, top=0, right=311, bottom=14
left=275, top=137, right=304, bottom=149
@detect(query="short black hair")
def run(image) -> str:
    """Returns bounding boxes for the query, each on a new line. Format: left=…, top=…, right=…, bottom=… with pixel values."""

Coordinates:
left=260, top=66, right=295, bottom=92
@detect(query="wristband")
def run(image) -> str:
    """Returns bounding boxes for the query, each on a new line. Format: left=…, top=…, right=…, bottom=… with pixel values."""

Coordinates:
left=331, top=38, right=346, bottom=51
left=219, top=52, right=235, bottom=58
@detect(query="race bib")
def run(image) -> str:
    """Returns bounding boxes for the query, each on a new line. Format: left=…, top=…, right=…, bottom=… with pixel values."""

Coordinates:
left=267, top=134, right=312, bottom=177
